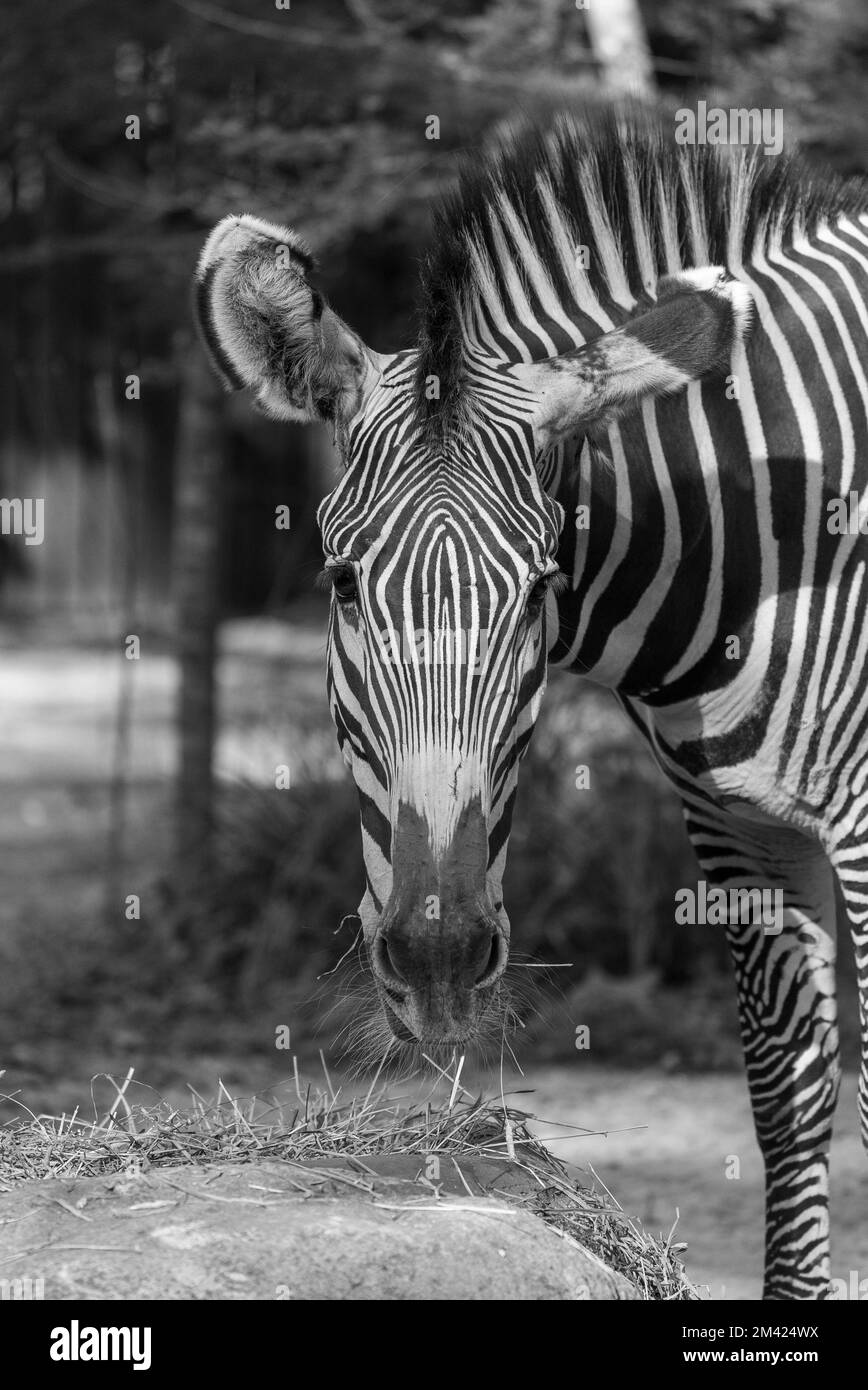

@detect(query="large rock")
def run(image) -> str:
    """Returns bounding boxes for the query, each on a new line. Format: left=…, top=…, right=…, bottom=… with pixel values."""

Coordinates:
left=0, top=1155, right=639, bottom=1300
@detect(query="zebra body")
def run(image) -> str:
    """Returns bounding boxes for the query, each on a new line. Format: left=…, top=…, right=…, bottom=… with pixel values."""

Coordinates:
left=195, top=109, right=868, bottom=1298
left=539, top=196, right=868, bottom=1299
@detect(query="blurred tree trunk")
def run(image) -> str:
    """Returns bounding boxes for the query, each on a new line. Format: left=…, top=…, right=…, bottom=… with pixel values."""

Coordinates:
left=621, top=802, right=655, bottom=976
left=585, top=0, right=654, bottom=97
left=171, top=335, right=224, bottom=899
left=94, top=361, right=139, bottom=925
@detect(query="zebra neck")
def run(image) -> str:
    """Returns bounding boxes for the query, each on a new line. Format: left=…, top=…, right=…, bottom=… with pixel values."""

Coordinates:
left=545, top=426, right=725, bottom=699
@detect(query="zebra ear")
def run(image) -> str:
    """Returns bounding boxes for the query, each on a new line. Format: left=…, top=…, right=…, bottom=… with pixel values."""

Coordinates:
left=515, top=269, right=753, bottom=448
left=194, top=214, right=385, bottom=426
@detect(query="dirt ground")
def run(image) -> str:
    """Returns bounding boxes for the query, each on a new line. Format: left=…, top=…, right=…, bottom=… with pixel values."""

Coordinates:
left=519, top=1065, right=867, bottom=1300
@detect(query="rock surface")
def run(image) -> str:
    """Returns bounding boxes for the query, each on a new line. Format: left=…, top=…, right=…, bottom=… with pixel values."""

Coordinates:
left=0, top=1155, right=639, bottom=1300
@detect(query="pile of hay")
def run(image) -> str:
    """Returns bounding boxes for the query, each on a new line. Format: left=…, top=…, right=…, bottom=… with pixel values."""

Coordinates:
left=0, top=1065, right=700, bottom=1301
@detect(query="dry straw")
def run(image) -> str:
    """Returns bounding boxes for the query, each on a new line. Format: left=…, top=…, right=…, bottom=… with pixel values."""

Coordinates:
left=0, top=1064, right=700, bottom=1301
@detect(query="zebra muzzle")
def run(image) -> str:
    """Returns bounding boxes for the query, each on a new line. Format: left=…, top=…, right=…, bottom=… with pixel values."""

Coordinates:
left=369, top=799, right=509, bottom=1042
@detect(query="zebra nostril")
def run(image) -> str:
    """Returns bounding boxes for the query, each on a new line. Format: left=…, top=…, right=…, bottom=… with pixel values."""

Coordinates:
left=374, top=932, right=408, bottom=989
left=474, top=932, right=506, bottom=988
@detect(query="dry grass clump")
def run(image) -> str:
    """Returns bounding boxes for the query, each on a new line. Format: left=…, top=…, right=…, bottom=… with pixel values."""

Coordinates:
left=0, top=1064, right=700, bottom=1301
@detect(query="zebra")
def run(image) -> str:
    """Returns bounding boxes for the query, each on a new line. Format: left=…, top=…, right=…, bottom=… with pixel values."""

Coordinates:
left=195, top=108, right=868, bottom=1300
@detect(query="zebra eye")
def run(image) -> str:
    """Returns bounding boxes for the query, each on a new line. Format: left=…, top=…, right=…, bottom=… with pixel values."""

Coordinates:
left=528, top=570, right=567, bottom=614
left=528, top=576, right=549, bottom=611
left=331, top=565, right=358, bottom=605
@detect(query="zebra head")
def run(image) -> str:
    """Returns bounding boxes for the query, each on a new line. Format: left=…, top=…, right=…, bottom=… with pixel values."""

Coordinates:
left=195, top=210, right=751, bottom=1049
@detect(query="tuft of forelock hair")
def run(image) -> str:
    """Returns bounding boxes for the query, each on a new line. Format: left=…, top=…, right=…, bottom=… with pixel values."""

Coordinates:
left=413, top=104, right=866, bottom=443
left=194, top=213, right=359, bottom=423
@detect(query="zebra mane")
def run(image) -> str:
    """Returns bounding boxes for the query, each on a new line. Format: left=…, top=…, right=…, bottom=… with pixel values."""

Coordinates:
left=414, top=105, right=866, bottom=442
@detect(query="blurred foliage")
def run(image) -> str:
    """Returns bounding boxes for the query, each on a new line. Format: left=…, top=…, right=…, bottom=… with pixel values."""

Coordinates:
left=2, top=0, right=866, bottom=611
left=646, top=0, right=868, bottom=172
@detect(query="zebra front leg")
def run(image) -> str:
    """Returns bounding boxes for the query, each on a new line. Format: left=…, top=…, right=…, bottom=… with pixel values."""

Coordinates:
left=684, top=807, right=840, bottom=1299
left=828, top=840, right=868, bottom=1181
